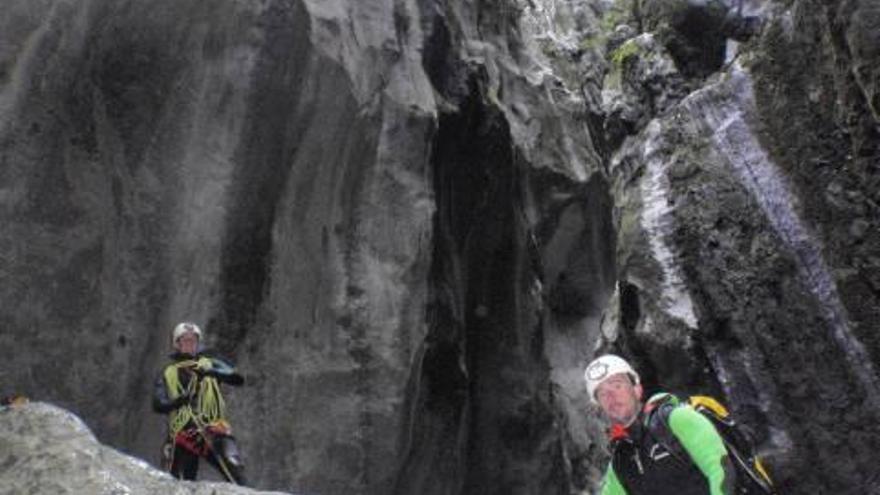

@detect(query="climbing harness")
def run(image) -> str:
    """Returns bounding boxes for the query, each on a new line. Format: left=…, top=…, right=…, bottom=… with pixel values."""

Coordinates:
left=191, top=414, right=238, bottom=483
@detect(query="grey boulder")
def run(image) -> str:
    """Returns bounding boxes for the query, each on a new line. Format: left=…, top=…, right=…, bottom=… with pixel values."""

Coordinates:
left=0, top=401, right=292, bottom=495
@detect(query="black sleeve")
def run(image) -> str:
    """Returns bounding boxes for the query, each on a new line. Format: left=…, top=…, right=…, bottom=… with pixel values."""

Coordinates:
left=207, top=357, right=244, bottom=386
left=152, top=370, right=187, bottom=413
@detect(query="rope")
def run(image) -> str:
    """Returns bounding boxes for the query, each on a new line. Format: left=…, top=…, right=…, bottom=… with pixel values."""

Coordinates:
left=164, top=360, right=227, bottom=436
left=197, top=374, right=226, bottom=424
left=190, top=413, right=238, bottom=483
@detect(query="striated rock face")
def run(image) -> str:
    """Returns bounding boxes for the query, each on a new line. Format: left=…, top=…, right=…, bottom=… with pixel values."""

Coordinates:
left=600, top=0, right=880, bottom=493
left=1, top=0, right=879, bottom=494
left=0, top=0, right=603, bottom=493
left=0, top=402, right=290, bottom=494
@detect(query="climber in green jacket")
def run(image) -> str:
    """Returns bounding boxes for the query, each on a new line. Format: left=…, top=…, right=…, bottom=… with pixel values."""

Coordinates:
left=152, top=322, right=246, bottom=485
left=585, top=354, right=736, bottom=495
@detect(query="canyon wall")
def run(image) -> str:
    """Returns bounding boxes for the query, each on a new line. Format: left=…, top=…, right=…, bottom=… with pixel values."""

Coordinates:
left=1, top=0, right=878, bottom=493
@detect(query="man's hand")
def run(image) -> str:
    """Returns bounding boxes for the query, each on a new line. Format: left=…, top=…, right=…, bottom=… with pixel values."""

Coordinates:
left=196, top=357, right=213, bottom=374
left=172, top=390, right=194, bottom=409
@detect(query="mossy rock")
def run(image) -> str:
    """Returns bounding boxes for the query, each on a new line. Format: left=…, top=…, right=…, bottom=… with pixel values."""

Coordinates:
left=611, top=39, right=641, bottom=67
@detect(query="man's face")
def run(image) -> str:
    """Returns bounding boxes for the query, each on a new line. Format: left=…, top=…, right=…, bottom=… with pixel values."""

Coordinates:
left=595, top=373, right=643, bottom=425
left=175, top=332, right=199, bottom=355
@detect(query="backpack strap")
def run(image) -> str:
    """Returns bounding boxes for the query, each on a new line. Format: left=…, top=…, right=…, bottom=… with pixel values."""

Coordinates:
left=653, top=395, right=777, bottom=495
left=643, top=393, right=690, bottom=466
left=689, top=399, right=777, bottom=494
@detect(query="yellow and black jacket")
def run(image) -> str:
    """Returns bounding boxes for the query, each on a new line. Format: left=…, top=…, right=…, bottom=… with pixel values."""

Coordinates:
left=152, top=352, right=244, bottom=437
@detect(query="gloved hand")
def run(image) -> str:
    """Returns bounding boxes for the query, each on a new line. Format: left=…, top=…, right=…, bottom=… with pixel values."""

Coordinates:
left=196, top=357, right=214, bottom=374
left=172, top=391, right=194, bottom=409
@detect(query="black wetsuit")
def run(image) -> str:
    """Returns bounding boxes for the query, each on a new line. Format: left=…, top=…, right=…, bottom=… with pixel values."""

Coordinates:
left=152, top=351, right=245, bottom=484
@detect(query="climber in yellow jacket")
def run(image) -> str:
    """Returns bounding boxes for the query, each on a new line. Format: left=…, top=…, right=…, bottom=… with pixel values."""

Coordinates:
left=152, top=322, right=246, bottom=485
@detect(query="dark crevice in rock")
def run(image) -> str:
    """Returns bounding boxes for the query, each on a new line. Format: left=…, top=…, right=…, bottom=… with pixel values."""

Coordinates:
left=5, top=0, right=880, bottom=493
left=584, top=102, right=611, bottom=168
left=88, top=2, right=193, bottom=168
left=638, top=0, right=742, bottom=80
left=610, top=328, right=719, bottom=404
left=664, top=12, right=727, bottom=77
left=420, top=2, right=471, bottom=108
left=600, top=280, right=719, bottom=401
left=619, top=281, right=641, bottom=332
left=599, top=321, right=659, bottom=395
left=538, top=173, right=616, bottom=323
left=601, top=0, right=765, bottom=152
left=420, top=4, right=453, bottom=94
left=208, top=1, right=310, bottom=358
left=395, top=71, right=563, bottom=495
left=530, top=168, right=616, bottom=495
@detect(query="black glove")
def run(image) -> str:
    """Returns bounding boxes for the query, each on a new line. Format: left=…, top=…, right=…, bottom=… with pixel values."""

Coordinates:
left=172, top=391, right=194, bottom=409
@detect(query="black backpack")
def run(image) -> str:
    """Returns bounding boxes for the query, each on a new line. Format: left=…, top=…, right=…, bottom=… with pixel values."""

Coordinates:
left=645, top=393, right=777, bottom=495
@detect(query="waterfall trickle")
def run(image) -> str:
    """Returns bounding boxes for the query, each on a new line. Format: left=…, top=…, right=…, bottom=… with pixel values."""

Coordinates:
left=685, top=63, right=880, bottom=409
left=637, top=121, right=699, bottom=330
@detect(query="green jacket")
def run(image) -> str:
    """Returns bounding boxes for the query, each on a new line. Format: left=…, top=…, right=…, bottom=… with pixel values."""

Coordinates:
left=601, top=401, right=734, bottom=495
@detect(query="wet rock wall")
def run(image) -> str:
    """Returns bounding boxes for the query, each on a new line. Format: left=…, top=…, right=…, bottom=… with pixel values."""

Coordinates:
left=2, top=0, right=880, bottom=494
left=596, top=0, right=880, bottom=493
left=1, top=0, right=606, bottom=493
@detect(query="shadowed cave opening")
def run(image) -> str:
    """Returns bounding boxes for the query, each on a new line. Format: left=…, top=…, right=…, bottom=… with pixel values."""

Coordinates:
left=395, top=74, right=564, bottom=495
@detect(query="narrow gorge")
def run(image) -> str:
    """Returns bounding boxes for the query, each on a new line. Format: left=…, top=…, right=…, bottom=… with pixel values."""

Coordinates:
left=1, top=0, right=878, bottom=494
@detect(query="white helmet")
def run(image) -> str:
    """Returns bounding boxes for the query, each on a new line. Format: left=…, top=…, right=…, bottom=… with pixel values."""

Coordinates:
left=584, top=354, right=640, bottom=403
left=172, top=322, right=202, bottom=342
